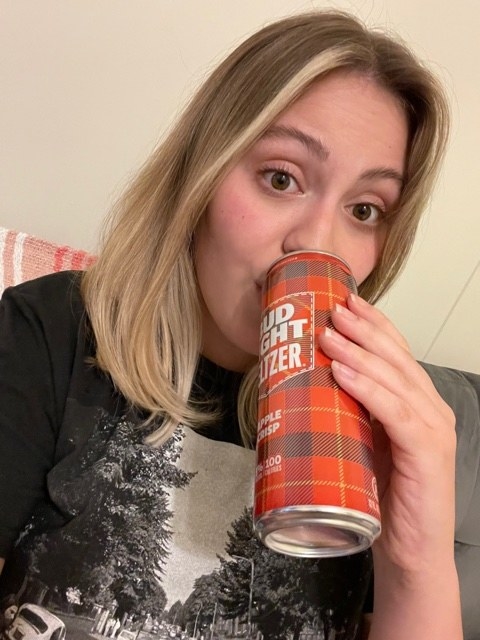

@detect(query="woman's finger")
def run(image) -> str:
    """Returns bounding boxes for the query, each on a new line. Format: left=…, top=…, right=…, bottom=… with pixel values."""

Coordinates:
left=327, top=295, right=448, bottom=413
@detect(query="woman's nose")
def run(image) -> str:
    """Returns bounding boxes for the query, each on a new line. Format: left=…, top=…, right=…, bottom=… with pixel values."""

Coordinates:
left=282, top=207, right=337, bottom=255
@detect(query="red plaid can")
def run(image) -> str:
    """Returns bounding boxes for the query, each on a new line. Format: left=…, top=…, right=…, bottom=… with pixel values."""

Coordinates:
left=254, top=250, right=381, bottom=557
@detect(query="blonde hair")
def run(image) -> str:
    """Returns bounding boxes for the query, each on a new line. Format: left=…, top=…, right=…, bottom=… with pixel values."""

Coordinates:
left=82, top=10, right=450, bottom=447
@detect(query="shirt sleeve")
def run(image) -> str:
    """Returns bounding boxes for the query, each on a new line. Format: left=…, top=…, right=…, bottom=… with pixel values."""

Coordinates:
left=0, top=274, right=79, bottom=555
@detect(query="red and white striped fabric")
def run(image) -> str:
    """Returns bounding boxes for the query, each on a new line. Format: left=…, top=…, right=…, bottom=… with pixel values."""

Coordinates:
left=0, top=226, right=96, bottom=296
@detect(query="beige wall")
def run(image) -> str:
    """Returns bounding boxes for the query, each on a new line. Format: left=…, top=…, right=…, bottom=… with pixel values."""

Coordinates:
left=1, top=0, right=479, bottom=373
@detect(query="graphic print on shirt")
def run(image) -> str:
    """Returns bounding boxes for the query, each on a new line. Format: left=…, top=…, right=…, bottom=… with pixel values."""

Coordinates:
left=0, top=411, right=371, bottom=640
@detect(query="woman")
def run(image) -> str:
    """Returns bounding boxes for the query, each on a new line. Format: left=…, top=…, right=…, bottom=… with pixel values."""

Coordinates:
left=0, top=9, right=463, bottom=640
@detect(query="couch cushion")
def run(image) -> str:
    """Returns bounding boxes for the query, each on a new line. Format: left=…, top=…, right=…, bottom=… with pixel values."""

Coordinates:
left=421, top=362, right=480, bottom=545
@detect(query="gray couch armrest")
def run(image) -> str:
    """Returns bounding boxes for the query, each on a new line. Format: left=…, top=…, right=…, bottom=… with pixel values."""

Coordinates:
left=420, top=362, right=480, bottom=544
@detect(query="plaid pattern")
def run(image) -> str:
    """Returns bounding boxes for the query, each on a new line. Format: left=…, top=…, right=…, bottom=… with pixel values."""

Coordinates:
left=0, top=226, right=96, bottom=296
left=256, top=252, right=380, bottom=535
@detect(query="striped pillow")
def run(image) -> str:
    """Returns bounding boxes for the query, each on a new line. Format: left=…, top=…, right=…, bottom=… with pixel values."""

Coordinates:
left=0, top=227, right=96, bottom=296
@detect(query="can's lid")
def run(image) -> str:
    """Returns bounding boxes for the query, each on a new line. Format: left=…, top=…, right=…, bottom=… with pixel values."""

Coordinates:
left=266, top=250, right=354, bottom=276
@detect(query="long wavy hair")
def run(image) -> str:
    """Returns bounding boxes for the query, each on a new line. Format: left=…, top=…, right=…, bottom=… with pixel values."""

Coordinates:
left=82, top=10, right=450, bottom=447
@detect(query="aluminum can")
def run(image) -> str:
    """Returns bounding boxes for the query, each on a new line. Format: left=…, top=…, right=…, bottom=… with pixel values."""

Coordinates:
left=254, top=250, right=381, bottom=557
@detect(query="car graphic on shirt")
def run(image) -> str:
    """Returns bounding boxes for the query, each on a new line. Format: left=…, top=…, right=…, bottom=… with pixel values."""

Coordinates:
left=5, top=604, right=66, bottom=640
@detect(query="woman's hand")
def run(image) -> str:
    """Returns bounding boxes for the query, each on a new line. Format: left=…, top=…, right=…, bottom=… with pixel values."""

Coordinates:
left=317, top=293, right=463, bottom=639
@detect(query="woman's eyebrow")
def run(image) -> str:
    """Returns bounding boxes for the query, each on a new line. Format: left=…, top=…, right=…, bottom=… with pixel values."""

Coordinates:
left=260, top=125, right=404, bottom=186
left=359, top=167, right=405, bottom=187
left=261, top=124, right=330, bottom=161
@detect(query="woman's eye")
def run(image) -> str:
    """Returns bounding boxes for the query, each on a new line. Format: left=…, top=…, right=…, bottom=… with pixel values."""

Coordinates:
left=264, top=170, right=297, bottom=192
left=352, top=203, right=383, bottom=224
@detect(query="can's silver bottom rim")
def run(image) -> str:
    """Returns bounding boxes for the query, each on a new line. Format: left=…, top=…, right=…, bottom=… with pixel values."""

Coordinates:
left=255, top=506, right=381, bottom=558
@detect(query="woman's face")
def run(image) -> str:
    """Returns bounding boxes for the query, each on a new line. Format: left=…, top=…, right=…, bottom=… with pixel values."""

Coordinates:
left=194, top=71, right=408, bottom=371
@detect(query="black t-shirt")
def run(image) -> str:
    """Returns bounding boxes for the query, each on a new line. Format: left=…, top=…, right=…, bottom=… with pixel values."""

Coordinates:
left=0, top=272, right=372, bottom=640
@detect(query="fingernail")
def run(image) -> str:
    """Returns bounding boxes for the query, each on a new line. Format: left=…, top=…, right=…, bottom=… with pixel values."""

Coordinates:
left=348, top=292, right=367, bottom=306
left=334, top=303, right=356, bottom=320
left=324, top=327, right=346, bottom=344
left=331, top=360, right=356, bottom=379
